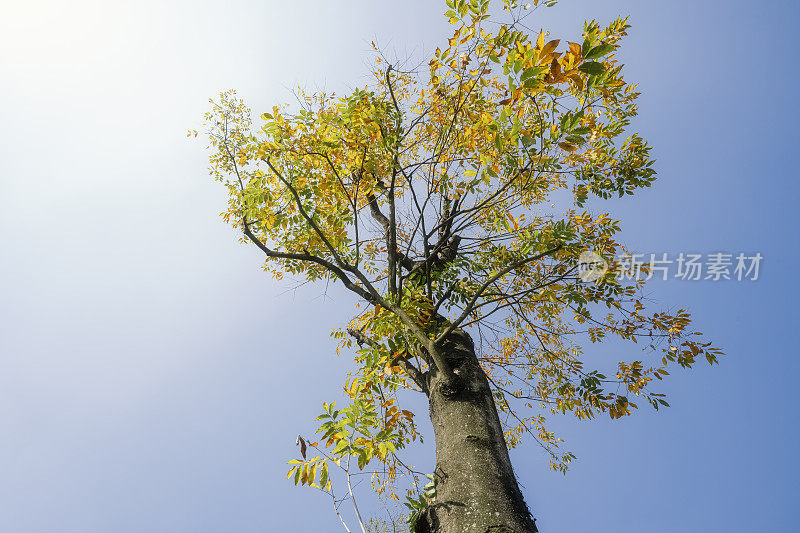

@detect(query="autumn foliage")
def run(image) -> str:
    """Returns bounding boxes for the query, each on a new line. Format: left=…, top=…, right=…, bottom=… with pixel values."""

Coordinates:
left=202, top=0, right=721, bottom=520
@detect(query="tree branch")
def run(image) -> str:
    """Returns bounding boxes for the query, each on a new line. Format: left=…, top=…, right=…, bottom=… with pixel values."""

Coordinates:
left=435, top=244, right=563, bottom=344
left=347, top=329, right=428, bottom=393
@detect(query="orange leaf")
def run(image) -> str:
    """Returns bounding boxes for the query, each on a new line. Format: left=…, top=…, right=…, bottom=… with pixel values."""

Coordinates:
left=559, top=142, right=578, bottom=152
left=550, top=58, right=562, bottom=79
left=541, top=39, right=560, bottom=56
left=568, top=72, right=584, bottom=92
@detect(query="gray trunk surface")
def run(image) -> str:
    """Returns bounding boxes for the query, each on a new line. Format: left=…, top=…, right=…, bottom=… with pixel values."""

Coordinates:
left=416, top=329, right=537, bottom=533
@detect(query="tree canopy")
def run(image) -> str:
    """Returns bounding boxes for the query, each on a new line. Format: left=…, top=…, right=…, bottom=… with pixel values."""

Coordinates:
left=202, top=0, right=721, bottom=518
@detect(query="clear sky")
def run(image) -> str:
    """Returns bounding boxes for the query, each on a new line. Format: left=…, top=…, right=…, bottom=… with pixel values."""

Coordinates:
left=1, top=1, right=798, bottom=531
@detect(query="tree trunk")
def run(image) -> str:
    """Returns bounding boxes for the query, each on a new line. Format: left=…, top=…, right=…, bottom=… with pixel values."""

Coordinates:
left=416, top=328, right=537, bottom=533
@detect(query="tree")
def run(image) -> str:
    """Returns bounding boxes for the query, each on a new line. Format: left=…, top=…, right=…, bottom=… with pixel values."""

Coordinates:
left=201, top=1, right=721, bottom=531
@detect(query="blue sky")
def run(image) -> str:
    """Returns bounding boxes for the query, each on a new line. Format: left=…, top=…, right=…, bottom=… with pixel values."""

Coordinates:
left=1, top=1, right=798, bottom=531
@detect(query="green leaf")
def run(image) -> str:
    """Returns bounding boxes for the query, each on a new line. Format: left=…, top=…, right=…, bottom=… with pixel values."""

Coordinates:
left=584, top=43, right=615, bottom=60
left=578, top=61, right=606, bottom=76
left=319, top=462, right=328, bottom=491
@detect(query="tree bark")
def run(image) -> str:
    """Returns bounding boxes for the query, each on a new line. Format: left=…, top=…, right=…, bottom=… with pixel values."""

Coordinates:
left=415, top=328, right=537, bottom=533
